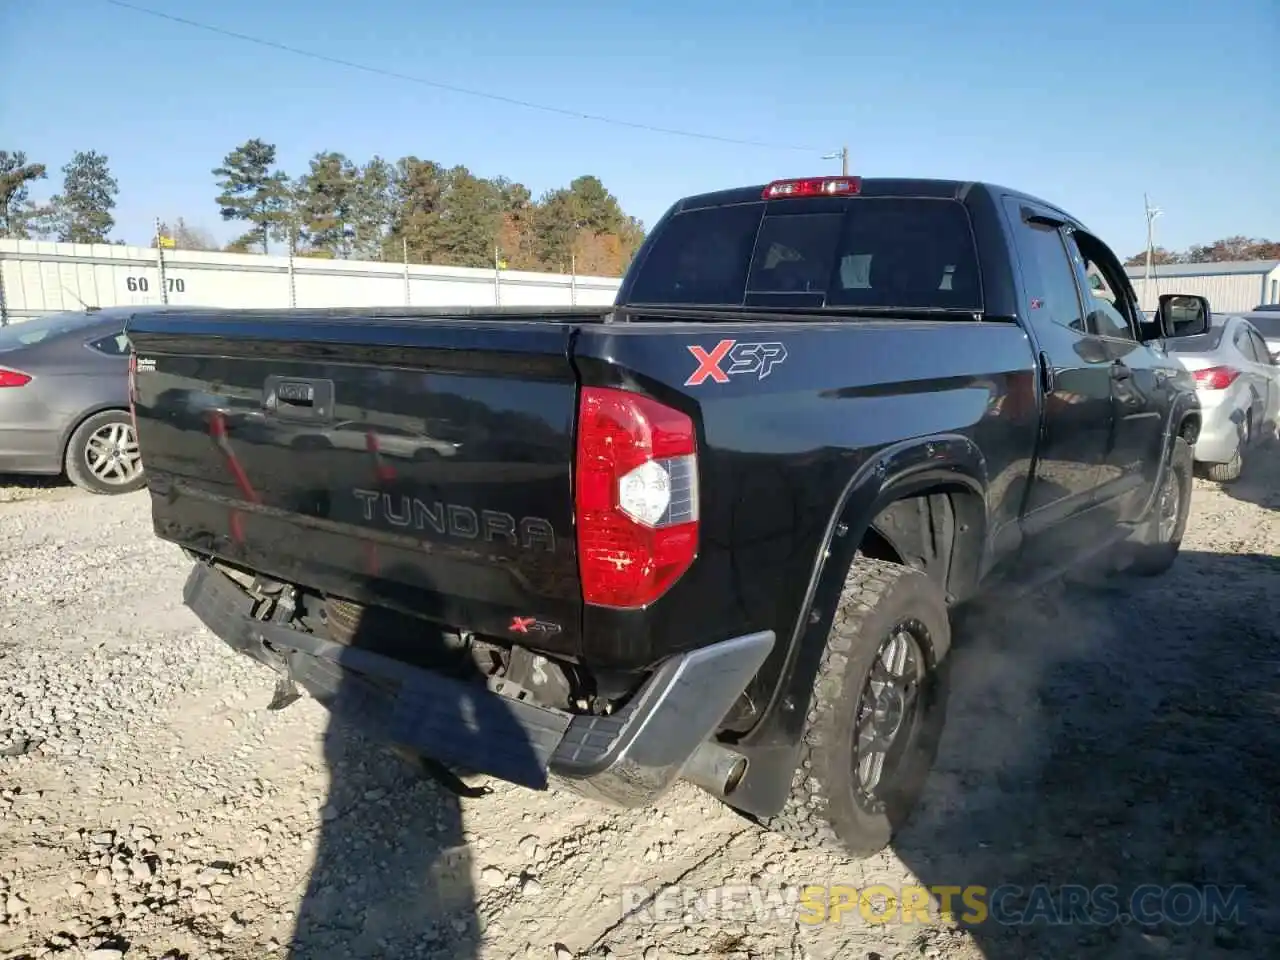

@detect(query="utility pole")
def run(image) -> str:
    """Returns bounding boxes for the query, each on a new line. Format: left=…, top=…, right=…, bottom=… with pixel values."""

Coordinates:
left=1143, top=193, right=1163, bottom=308
left=823, top=146, right=849, bottom=175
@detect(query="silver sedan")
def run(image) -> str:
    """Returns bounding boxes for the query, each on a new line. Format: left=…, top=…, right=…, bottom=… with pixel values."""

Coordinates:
left=1166, top=312, right=1280, bottom=482
left=0, top=307, right=146, bottom=494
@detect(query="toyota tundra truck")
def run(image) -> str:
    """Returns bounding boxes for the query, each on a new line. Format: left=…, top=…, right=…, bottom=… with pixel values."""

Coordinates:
left=125, top=176, right=1202, bottom=859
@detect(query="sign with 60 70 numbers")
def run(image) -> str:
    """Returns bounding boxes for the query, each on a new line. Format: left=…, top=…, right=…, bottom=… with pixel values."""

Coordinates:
left=125, top=276, right=187, bottom=294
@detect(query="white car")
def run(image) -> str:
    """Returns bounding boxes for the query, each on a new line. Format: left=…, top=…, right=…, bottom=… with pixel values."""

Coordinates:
left=1166, top=312, right=1280, bottom=481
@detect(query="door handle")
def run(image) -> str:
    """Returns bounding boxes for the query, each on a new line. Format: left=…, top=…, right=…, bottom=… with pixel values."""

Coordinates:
left=264, top=376, right=334, bottom=423
left=1110, top=361, right=1132, bottom=381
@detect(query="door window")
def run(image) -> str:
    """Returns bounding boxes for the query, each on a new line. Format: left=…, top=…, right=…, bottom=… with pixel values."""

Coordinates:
left=1002, top=201, right=1085, bottom=334
left=1066, top=231, right=1136, bottom=341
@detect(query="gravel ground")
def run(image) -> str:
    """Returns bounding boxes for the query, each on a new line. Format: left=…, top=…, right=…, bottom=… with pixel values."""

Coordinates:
left=1, top=451, right=1277, bottom=960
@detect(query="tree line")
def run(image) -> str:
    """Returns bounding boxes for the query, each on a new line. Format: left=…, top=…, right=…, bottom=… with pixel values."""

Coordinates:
left=1, top=149, right=120, bottom=245
left=206, top=139, right=646, bottom=274
left=0, top=141, right=648, bottom=277
left=9, top=145, right=1275, bottom=278
left=1124, top=237, right=1280, bottom=267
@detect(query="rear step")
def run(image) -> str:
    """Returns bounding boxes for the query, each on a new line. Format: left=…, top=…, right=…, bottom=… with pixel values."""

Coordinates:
left=183, top=561, right=773, bottom=806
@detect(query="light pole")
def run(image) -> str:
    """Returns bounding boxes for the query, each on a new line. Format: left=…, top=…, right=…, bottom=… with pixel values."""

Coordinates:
left=1143, top=193, right=1163, bottom=308
left=823, top=146, right=849, bottom=176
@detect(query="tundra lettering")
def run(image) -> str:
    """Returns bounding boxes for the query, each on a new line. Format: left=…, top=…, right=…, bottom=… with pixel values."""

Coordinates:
left=352, top=488, right=556, bottom=551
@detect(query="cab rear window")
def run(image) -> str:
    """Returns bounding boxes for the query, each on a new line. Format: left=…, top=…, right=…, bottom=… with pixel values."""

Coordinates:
left=627, top=197, right=982, bottom=312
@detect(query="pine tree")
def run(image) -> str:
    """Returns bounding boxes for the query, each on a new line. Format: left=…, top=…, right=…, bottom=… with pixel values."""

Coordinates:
left=213, top=139, right=292, bottom=255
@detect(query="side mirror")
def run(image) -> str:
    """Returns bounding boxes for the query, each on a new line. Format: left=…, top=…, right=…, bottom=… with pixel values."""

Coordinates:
left=1158, top=294, right=1211, bottom=339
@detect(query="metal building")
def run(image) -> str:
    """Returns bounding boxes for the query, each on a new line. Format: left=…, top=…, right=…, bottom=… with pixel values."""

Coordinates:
left=1125, top=259, right=1280, bottom=314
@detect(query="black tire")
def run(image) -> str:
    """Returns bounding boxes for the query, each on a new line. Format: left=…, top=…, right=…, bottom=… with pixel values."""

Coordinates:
left=1204, top=453, right=1242, bottom=483
left=64, top=410, right=146, bottom=495
left=1128, top=436, right=1193, bottom=577
left=1204, top=414, right=1248, bottom=484
left=757, top=556, right=951, bottom=858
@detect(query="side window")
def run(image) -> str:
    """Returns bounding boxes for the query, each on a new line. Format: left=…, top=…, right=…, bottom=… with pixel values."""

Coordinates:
left=1234, top=326, right=1260, bottom=363
left=89, top=331, right=129, bottom=356
left=1002, top=200, right=1085, bottom=334
left=1066, top=231, right=1135, bottom=341
left=1247, top=328, right=1273, bottom=365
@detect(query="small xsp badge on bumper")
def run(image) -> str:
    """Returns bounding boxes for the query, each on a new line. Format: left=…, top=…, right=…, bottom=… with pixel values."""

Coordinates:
left=182, top=562, right=774, bottom=807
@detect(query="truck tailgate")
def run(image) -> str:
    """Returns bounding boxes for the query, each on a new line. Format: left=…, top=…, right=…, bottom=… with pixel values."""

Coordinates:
left=126, top=310, right=586, bottom=656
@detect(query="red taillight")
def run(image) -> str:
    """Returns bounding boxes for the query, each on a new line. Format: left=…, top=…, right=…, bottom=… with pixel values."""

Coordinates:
left=575, top=386, right=699, bottom=609
left=763, top=176, right=862, bottom=199
left=0, top=368, right=31, bottom=388
left=1192, top=366, right=1239, bottom=390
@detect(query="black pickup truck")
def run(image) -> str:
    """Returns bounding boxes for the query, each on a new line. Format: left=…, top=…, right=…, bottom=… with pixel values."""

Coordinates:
left=126, top=176, right=1204, bottom=859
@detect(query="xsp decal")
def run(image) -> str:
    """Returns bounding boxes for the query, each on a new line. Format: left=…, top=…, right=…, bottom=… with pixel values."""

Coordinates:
left=685, top=339, right=788, bottom=386
left=508, top=616, right=563, bottom=637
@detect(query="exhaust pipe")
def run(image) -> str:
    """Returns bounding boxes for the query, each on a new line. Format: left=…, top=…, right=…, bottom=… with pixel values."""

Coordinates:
left=679, top=741, right=749, bottom=799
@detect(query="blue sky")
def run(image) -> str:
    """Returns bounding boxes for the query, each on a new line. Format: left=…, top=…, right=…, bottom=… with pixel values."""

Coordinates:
left=3, top=0, right=1277, bottom=261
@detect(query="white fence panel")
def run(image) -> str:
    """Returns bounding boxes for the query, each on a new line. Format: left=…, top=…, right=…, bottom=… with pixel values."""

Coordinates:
left=0, top=239, right=623, bottom=324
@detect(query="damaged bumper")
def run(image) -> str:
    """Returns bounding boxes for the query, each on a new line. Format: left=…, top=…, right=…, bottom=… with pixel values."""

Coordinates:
left=182, top=562, right=773, bottom=808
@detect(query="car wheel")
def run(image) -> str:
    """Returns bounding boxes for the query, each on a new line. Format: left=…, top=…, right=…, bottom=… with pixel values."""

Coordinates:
left=1128, top=436, right=1193, bottom=576
left=755, top=556, right=951, bottom=858
left=64, top=410, right=146, bottom=495
left=1205, top=414, right=1249, bottom=484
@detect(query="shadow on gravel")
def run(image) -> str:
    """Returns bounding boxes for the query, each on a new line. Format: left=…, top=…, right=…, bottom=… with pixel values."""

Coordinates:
left=0, top=473, right=73, bottom=499
left=1199, top=434, right=1280, bottom=515
left=892, top=546, right=1280, bottom=959
left=1212, top=462, right=1280, bottom=516
left=288, top=720, right=479, bottom=960
left=284, top=571, right=547, bottom=960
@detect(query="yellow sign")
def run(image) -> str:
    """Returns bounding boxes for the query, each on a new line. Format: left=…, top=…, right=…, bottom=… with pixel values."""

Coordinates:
left=158, top=236, right=176, bottom=249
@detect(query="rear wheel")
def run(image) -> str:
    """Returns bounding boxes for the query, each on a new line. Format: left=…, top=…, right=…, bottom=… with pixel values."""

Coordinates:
left=64, top=410, right=145, bottom=495
left=757, top=556, right=951, bottom=858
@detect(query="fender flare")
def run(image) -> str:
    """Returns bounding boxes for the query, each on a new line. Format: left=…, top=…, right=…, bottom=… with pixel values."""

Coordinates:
left=1172, top=391, right=1201, bottom=443
left=1132, top=389, right=1201, bottom=525
left=750, top=433, right=989, bottom=737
